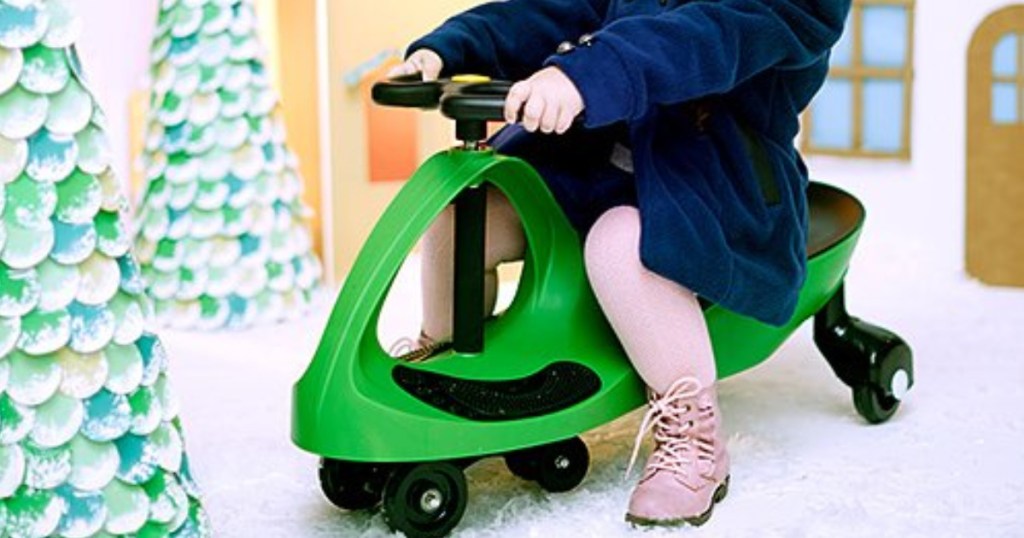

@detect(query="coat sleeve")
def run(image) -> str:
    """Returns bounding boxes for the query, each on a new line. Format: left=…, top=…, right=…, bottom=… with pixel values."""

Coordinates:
left=406, top=0, right=611, bottom=81
left=545, top=0, right=851, bottom=127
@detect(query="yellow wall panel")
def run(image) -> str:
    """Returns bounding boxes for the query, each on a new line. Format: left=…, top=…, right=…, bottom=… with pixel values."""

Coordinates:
left=127, top=89, right=149, bottom=209
left=273, top=0, right=324, bottom=260
left=255, top=0, right=281, bottom=91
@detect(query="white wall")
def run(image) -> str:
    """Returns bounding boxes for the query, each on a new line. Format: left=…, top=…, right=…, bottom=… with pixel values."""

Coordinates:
left=806, top=0, right=1020, bottom=279
left=75, top=0, right=158, bottom=187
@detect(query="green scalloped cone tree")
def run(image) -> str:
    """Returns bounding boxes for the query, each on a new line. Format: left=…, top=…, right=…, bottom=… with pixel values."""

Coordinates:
left=134, top=0, right=322, bottom=330
left=0, top=0, right=209, bottom=536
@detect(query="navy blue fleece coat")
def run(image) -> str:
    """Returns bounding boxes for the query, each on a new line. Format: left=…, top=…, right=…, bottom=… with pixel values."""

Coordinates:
left=409, top=0, right=851, bottom=326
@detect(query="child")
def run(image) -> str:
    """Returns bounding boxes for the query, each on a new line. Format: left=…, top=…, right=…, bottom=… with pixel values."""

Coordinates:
left=388, top=0, right=850, bottom=527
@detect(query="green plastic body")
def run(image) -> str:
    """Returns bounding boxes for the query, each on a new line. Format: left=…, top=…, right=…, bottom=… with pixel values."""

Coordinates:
left=292, top=149, right=861, bottom=462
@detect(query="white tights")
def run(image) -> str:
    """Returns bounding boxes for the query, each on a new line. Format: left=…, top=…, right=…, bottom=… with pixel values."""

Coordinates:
left=420, top=188, right=717, bottom=393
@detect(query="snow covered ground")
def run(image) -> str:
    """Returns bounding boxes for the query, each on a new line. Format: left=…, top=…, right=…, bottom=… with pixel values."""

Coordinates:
left=161, top=165, right=1024, bottom=537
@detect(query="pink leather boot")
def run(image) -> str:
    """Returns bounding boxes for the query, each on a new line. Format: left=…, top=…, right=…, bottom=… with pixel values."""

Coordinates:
left=625, top=377, right=731, bottom=527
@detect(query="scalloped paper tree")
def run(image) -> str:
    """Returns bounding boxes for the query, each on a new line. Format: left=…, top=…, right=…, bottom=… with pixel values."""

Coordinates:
left=134, top=0, right=322, bottom=330
left=0, top=1, right=209, bottom=536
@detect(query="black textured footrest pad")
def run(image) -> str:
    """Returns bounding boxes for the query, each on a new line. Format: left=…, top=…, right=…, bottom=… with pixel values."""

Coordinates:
left=393, top=361, right=602, bottom=421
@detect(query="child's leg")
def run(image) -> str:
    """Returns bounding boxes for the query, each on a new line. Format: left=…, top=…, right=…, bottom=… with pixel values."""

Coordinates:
left=582, top=206, right=716, bottom=392
left=421, top=186, right=525, bottom=342
left=583, top=205, right=729, bottom=526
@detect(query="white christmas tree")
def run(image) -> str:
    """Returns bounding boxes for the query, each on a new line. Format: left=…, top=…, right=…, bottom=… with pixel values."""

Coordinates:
left=0, top=1, right=209, bottom=536
left=134, top=0, right=322, bottom=330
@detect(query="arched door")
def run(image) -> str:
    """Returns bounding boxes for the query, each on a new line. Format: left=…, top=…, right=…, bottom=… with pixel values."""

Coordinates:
left=967, top=5, right=1024, bottom=286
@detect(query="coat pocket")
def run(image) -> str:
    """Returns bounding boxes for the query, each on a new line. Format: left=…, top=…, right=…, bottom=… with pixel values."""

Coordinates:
left=736, top=124, right=782, bottom=207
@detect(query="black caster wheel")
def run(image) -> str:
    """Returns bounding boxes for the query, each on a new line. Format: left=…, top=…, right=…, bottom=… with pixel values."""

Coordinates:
left=532, top=437, right=589, bottom=493
left=504, top=448, right=539, bottom=481
left=318, top=458, right=391, bottom=511
left=382, top=462, right=468, bottom=538
left=815, top=285, right=914, bottom=424
left=852, top=340, right=912, bottom=424
left=853, top=384, right=901, bottom=424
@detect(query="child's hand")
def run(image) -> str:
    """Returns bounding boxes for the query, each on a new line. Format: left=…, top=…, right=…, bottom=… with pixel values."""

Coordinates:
left=505, top=67, right=584, bottom=135
left=387, top=49, right=444, bottom=81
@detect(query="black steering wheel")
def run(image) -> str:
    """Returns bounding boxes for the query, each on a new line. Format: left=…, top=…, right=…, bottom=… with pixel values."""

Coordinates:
left=371, top=74, right=512, bottom=124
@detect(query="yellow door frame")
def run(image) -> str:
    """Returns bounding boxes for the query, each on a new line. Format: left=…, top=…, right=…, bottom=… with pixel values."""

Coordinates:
left=966, top=5, right=1024, bottom=286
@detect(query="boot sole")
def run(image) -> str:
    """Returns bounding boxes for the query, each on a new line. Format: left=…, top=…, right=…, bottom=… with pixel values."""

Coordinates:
left=625, top=475, right=730, bottom=528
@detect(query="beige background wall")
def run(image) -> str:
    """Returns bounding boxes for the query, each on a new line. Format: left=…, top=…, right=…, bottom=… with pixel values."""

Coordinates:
left=77, top=0, right=1024, bottom=287
left=323, top=0, right=489, bottom=283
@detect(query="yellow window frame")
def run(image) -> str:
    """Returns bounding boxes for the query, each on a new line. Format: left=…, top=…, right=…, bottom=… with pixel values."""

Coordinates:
left=802, top=0, right=916, bottom=160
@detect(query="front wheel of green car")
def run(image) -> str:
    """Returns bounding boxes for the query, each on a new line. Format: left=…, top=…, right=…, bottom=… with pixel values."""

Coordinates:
left=382, top=462, right=468, bottom=538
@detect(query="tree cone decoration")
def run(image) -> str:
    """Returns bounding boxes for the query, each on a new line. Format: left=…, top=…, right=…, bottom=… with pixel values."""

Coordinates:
left=134, top=0, right=322, bottom=330
left=0, top=1, right=210, bottom=536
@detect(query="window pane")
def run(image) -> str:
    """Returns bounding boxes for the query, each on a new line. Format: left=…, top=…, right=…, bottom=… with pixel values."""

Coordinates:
left=993, top=82, right=1019, bottom=124
left=863, top=79, right=904, bottom=153
left=862, top=6, right=908, bottom=68
left=993, top=33, right=1019, bottom=77
left=810, top=78, right=853, bottom=150
left=831, top=16, right=854, bottom=67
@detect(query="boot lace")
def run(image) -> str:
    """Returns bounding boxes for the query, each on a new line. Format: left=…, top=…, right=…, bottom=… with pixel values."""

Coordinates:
left=625, top=377, right=716, bottom=483
left=388, top=332, right=451, bottom=363
left=388, top=336, right=419, bottom=357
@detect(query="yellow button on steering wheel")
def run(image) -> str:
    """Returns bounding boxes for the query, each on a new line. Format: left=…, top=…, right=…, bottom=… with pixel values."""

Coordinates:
left=452, top=74, right=492, bottom=84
